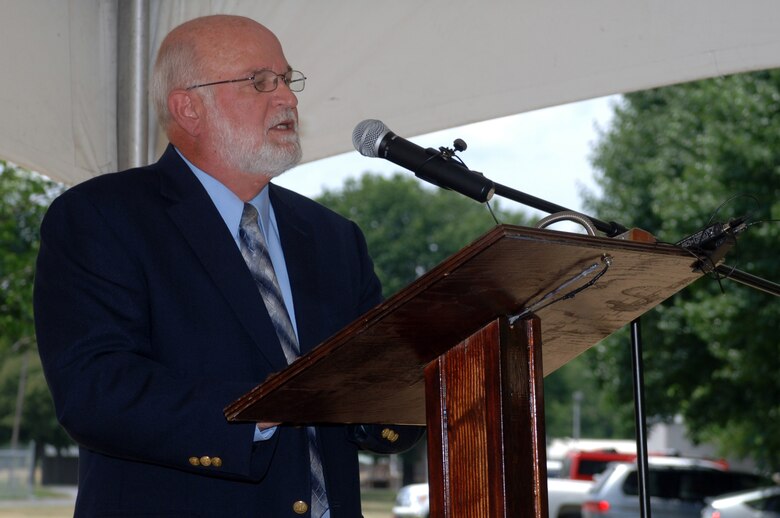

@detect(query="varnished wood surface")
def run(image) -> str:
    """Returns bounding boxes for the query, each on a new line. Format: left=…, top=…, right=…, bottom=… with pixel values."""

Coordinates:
left=425, top=318, right=548, bottom=518
left=224, top=224, right=701, bottom=425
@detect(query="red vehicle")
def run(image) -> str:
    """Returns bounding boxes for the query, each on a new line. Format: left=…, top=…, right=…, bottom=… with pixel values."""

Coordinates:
left=559, top=450, right=637, bottom=481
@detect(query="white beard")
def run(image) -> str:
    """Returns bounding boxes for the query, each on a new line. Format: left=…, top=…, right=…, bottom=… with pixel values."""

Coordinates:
left=210, top=107, right=302, bottom=178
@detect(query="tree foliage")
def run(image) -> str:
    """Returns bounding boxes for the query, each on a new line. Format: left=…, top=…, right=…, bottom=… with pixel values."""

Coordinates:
left=543, top=355, right=635, bottom=440
left=584, top=70, right=780, bottom=471
left=0, top=162, right=68, bottom=448
left=316, top=173, right=531, bottom=298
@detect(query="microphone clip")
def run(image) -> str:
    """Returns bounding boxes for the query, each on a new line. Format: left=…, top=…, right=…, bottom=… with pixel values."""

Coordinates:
left=677, top=216, right=749, bottom=274
left=438, top=138, right=468, bottom=161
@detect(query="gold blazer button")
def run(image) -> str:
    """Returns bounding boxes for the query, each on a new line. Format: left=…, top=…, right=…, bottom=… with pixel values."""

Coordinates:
left=292, top=500, right=309, bottom=514
left=188, top=457, right=200, bottom=466
left=199, top=456, right=212, bottom=467
left=382, top=427, right=400, bottom=443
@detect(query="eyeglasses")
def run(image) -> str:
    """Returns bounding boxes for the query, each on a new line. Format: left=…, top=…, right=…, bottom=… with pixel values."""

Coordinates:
left=186, top=69, right=306, bottom=93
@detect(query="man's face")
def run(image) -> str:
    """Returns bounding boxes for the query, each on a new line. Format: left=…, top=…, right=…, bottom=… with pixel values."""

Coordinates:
left=198, top=26, right=302, bottom=178
left=206, top=92, right=301, bottom=178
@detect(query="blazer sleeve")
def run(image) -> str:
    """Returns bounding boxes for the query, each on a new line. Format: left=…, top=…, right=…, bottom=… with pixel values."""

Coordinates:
left=33, top=189, right=275, bottom=482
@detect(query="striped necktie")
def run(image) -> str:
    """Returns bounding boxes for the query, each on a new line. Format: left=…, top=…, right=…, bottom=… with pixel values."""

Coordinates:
left=239, top=203, right=329, bottom=518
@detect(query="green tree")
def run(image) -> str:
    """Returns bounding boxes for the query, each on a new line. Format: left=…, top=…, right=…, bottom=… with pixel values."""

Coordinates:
left=585, top=70, right=780, bottom=470
left=316, top=173, right=530, bottom=298
left=543, top=354, right=634, bottom=440
left=0, top=161, right=69, bottom=452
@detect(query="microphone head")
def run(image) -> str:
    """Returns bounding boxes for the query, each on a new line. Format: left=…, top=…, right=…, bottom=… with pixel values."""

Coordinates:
left=352, top=119, right=390, bottom=158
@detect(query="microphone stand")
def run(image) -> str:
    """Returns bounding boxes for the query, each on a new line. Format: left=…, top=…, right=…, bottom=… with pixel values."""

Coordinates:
left=713, top=265, right=780, bottom=297
left=487, top=177, right=778, bottom=518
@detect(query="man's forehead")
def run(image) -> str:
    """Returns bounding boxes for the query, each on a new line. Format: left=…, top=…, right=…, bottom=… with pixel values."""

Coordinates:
left=199, top=40, right=290, bottom=76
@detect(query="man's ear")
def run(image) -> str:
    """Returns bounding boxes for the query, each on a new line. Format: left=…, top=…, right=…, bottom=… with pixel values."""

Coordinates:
left=167, top=90, right=203, bottom=137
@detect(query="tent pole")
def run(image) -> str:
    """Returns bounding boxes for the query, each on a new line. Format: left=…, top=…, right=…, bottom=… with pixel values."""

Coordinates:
left=117, top=0, right=149, bottom=170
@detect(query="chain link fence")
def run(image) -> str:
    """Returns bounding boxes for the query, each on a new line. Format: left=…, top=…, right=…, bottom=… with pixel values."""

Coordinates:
left=0, top=443, right=34, bottom=498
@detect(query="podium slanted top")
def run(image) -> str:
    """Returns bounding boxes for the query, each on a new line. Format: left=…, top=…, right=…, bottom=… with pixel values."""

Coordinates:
left=224, top=224, right=701, bottom=425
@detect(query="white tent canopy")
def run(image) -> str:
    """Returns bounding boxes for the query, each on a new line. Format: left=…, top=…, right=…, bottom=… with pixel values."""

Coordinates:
left=1, top=0, right=779, bottom=186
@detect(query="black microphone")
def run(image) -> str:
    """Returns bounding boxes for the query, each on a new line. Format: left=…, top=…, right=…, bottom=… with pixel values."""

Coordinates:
left=352, top=119, right=495, bottom=203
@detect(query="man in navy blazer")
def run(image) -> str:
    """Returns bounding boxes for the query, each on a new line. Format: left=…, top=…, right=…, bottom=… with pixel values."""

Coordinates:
left=34, top=14, right=419, bottom=517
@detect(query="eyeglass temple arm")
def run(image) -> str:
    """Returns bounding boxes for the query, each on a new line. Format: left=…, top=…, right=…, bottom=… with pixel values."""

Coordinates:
left=186, top=76, right=253, bottom=91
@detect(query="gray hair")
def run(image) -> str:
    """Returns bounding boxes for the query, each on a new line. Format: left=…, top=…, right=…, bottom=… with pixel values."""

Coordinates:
left=150, top=36, right=211, bottom=131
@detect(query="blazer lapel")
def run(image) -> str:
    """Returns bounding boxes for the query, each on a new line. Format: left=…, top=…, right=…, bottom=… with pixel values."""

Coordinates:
left=269, top=185, right=324, bottom=355
left=156, top=146, right=288, bottom=371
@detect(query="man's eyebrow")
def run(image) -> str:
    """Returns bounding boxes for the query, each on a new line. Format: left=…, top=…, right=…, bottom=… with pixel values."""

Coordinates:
left=252, top=65, right=293, bottom=73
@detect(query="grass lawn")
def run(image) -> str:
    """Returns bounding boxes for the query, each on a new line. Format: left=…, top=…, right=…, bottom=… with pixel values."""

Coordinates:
left=0, top=488, right=396, bottom=518
left=0, top=507, right=75, bottom=518
left=362, top=487, right=396, bottom=518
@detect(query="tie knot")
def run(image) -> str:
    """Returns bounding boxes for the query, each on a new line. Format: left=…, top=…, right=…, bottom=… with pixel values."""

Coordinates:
left=241, top=203, right=260, bottom=229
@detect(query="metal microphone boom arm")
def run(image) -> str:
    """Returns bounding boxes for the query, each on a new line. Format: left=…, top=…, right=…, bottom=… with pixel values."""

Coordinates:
left=490, top=178, right=779, bottom=296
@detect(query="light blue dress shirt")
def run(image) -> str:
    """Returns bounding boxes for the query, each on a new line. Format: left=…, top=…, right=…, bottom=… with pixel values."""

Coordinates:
left=177, top=151, right=295, bottom=442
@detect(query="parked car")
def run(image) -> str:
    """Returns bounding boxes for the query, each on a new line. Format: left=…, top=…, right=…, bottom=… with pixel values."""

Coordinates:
left=700, top=485, right=780, bottom=517
left=548, top=458, right=564, bottom=478
left=392, top=472, right=593, bottom=518
left=549, top=477, right=596, bottom=518
left=581, top=457, right=773, bottom=518
left=392, top=483, right=429, bottom=518
left=560, top=450, right=637, bottom=481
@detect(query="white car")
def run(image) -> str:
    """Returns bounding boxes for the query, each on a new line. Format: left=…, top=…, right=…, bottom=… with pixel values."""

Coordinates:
left=701, top=485, right=780, bottom=517
left=392, top=483, right=430, bottom=518
left=391, top=476, right=593, bottom=518
left=549, top=477, right=596, bottom=518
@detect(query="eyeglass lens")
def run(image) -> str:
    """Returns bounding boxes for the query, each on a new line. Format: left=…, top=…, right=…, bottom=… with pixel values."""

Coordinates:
left=253, top=70, right=305, bottom=93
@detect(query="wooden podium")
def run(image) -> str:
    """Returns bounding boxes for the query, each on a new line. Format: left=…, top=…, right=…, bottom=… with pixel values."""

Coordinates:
left=225, top=224, right=702, bottom=517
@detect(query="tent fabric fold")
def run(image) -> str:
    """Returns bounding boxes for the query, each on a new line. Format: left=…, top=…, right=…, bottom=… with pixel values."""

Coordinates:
left=1, top=0, right=779, bottom=185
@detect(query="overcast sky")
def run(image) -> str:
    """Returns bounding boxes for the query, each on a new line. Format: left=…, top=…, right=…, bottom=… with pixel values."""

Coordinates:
left=276, top=94, right=621, bottom=222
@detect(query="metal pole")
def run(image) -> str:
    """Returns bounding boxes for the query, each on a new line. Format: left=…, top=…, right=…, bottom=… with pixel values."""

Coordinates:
left=11, top=341, right=31, bottom=450
left=630, top=318, right=652, bottom=518
left=572, top=390, right=583, bottom=440
left=10, top=344, right=30, bottom=492
left=117, top=0, right=149, bottom=170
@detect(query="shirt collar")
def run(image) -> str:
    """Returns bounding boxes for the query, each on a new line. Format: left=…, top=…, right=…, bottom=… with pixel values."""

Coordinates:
left=175, top=148, right=273, bottom=240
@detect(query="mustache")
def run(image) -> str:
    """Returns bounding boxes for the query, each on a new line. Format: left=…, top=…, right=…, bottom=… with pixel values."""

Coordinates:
left=267, top=109, right=298, bottom=131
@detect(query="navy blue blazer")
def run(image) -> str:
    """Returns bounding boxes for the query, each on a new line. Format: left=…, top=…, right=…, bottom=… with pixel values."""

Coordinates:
left=34, top=145, right=385, bottom=517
